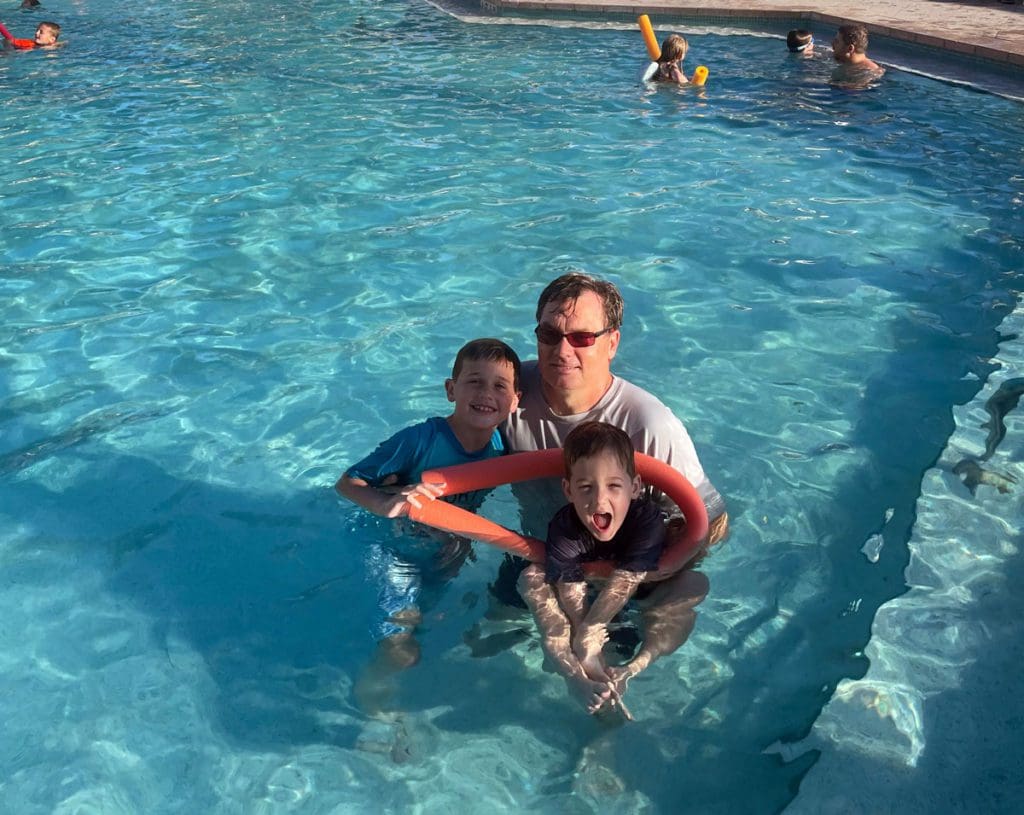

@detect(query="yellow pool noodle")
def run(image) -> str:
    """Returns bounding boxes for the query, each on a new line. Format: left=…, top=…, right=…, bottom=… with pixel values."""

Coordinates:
left=638, top=15, right=660, bottom=61
left=691, top=65, right=709, bottom=86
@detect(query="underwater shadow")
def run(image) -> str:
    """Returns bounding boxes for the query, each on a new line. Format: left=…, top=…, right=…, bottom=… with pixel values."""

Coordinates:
left=2, top=448, right=374, bottom=754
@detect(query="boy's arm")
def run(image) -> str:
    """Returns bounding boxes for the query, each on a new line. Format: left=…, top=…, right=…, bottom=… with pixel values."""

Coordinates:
left=582, top=569, right=647, bottom=627
left=335, top=422, right=445, bottom=518
left=335, top=473, right=443, bottom=519
left=546, top=508, right=593, bottom=628
left=0, top=22, right=34, bottom=48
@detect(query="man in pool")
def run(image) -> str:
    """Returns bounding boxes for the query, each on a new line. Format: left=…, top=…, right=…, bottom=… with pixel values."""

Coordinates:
left=502, top=272, right=729, bottom=714
left=830, top=24, right=884, bottom=87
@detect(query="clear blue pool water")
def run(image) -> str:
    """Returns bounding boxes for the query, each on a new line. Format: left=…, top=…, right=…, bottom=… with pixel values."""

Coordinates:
left=1, top=1, right=1022, bottom=812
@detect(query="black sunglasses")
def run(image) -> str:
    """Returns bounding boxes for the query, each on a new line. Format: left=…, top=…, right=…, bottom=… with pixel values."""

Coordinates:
left=534, top=324, right=614, bottom=348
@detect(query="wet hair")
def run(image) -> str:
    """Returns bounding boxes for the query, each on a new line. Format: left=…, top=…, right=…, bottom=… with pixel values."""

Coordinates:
left=836, top=24, right=869, bottom=54
left=562, top=421, right=636, bottom=480
left=37, top=21, right=60, bottom=39
left=658, top=34, right=687, bottom=64
left=451, top=338, right=521, bottom=390
left=21, top=0, right=41, bottom=8
left=787, top=29, right=813, bottom=52
left=535, top=273, right=624, bottom=331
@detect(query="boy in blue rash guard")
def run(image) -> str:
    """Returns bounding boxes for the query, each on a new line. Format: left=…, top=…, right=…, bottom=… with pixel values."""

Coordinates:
left=336, top=338, right=521, bottom=709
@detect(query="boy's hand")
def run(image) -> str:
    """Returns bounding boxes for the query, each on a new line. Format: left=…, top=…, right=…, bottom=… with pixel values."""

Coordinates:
left=377, top=476, right=446, bottom=518
left=572, top=622, right=611, bottom=682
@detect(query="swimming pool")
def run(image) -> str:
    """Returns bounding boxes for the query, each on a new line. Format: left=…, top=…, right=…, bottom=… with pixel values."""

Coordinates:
left=1, top=0, right=1021, bottom=812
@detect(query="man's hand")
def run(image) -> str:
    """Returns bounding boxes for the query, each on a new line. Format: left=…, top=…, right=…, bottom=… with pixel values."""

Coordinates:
left=707, top=511, right=730, bottom=547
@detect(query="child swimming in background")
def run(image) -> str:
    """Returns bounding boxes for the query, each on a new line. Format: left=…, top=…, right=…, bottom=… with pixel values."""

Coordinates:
left=518, top=421, right=671, bottom=719
left=786, top=29, right=814, bottom=55
left=0, top=19, right=60, bottom=49
left=336, top=337, right=521, bottom=712
left=651, top=33, right=690, bottom=84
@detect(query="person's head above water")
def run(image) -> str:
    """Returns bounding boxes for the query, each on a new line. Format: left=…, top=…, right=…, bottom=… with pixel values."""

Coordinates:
left=561, top=420, right=641, bottom=542
left=534, top=272, right=623, bottom=415
left=786, top=29, right=813, bottom=53
left=658, top=33, right=687, bottom=65
left=445, top=337, right=522, bottom=439
left=33, top=21, right=59, bottom=46
left=832, top=24, right=870, bottom=63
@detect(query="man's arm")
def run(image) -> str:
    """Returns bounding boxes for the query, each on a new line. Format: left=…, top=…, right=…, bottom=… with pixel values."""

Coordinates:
left=707, top=510, right=730, bottom=547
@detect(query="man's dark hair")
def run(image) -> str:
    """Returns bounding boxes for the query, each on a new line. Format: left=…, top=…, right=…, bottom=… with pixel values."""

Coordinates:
left=536, top=273, right=624, bottom=330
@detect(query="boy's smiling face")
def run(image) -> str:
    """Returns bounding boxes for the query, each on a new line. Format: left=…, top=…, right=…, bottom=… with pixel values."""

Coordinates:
left=445, top=358, right=520, bottom=434
left=562, top=450, right=641, bottom=542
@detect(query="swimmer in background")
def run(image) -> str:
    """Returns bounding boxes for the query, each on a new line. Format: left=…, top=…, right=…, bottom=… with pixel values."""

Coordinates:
left=336, top=338, right=522, bottom=712
left=830, top=23, right=884, bottom=87
left=651, top=34, right=690, bottom=84
left=519, top=421, right=669, bottom=719
left=786, top=29, right=814, bottom=56
left=0, top=19, right=60, bottom=49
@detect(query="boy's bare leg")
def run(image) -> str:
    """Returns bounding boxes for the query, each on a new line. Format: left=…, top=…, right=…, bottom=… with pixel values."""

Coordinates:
left=607, top=569, right=708, bottom=697
left=555, top=580, right=610, bottom=682
left=354, top=609, right=422, bottom=716
left=518, top=564, right=612, bottom=713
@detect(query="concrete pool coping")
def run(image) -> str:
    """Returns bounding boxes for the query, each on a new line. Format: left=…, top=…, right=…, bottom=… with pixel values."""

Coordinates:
left=478, top=0, right=1024, bottom=67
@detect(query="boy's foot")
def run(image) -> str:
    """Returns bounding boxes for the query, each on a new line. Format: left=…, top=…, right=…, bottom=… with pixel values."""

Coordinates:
left=566, top=673, right=614, bottom=715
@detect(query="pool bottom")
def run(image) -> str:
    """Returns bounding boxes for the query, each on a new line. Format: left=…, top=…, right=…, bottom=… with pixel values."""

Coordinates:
left=780, top=301, right=1024, bottom=813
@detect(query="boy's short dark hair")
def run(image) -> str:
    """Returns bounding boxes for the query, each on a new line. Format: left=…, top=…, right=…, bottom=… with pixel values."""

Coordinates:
left=787, top=29, right=813, bottom=52
left=837, top=24, right=869, bottom=54
left=563, top=421, right=636, bottom=479
left=451, top=338, right=521, bottom=390
left=536, top=273, right=624, bottom=331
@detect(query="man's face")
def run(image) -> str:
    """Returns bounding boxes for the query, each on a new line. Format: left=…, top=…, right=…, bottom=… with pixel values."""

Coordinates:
left=536, top=290, right=619, bottom=400
left=832, top=33, right=852, bottom=63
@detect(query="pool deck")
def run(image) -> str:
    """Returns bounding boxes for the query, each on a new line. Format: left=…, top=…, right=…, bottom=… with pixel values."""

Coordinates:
left=480, top=0, right=1024, bottom=66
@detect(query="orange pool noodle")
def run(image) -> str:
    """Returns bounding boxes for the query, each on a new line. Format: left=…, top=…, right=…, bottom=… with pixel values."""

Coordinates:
left=638, top=14, right=661, bottom=61
left=408, top=449, right=710, bottom=578
left=691, top=65, right=709, bottom=86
